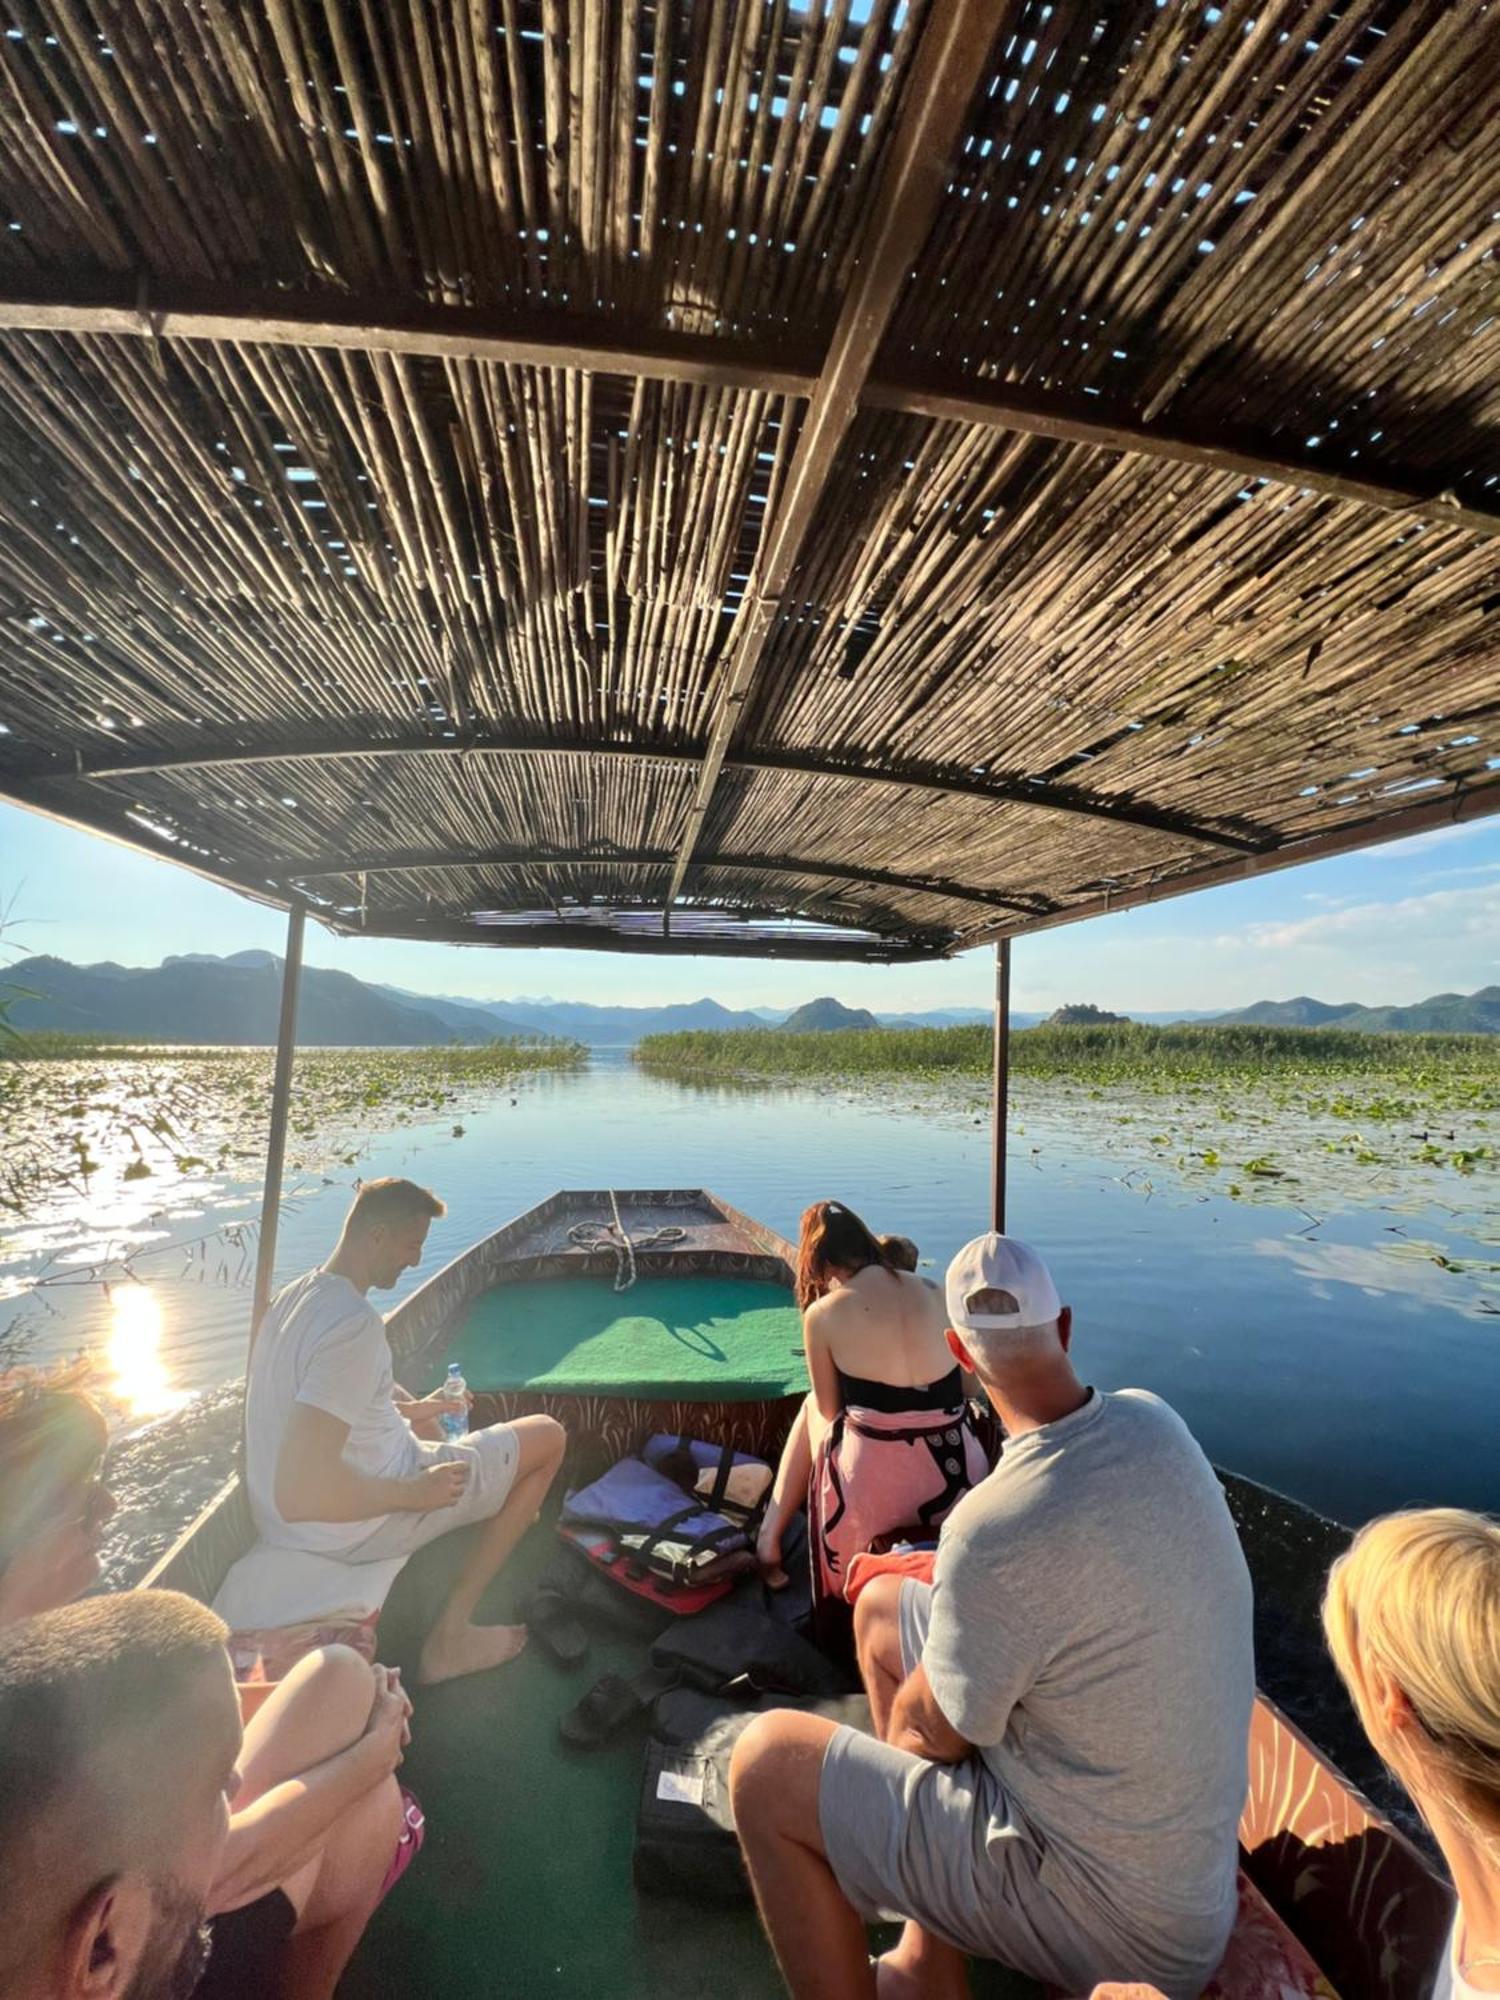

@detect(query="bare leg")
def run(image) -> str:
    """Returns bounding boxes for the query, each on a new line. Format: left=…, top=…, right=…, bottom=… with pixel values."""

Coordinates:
left=851, top=1585, right=971, bottom=1999
left=758, top=1393, right=817, bottom=1587
left=853, top=1574, right=906, bottom=1741
left=418, top=1414, right=566, bottom=1685
left=236, top=1645, right=377, bottom=1805
left=277, top=1780, right=403, bottom=2000
left=731, top=1710, right=876, bottom=1999
left=221, top=1648, right=403, bottom=2000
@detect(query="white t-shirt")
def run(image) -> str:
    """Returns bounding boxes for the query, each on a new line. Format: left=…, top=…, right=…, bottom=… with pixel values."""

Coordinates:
left=245, top=1270, right=422, bottom=1554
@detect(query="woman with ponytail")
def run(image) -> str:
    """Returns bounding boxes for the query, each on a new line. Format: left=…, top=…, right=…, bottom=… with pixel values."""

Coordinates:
left=757, top=1202, right=989, bottom=1648
left=1324, top=1508, right=1500, bottom=1997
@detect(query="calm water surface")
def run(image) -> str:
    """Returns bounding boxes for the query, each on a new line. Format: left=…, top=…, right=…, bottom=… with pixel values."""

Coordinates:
left=5, top=1049, right=1497, bottom=1527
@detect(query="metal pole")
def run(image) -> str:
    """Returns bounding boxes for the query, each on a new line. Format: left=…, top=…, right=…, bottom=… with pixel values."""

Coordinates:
left=249, top=899, right=306, bottom=1354
left=990, top=937, right=1011, bottom=1233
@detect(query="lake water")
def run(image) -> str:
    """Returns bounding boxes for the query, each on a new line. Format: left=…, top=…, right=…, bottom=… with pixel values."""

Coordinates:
left=4, top=1047, right=1498, bottom=1530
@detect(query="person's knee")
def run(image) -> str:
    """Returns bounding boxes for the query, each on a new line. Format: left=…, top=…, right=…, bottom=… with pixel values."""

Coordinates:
left=728, top=1711, right=786, bottom=1826
left=516, top=1413, right=566, bottom=1477
left=301, top=1643, right=377, bottom=1727
left=854, top=1574, right=902, bottom=1658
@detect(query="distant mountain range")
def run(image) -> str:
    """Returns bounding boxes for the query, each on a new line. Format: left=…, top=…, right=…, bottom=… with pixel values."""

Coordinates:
left=5, top=954, right=1495, bottom=1045
left=4, top=952, right=536, bottom=1046
left=1210, top=987, right=1500, bottom=1034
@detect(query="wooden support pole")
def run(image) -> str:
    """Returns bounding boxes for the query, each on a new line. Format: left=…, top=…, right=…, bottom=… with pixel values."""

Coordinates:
left=249, top=899, right=306, bottom=1354
left=990, top=938, right=1012, bottom=1235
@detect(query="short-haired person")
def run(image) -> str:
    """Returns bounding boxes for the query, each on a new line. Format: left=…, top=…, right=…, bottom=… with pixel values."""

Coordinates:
left=243, top=1178, right=565, bottom=1683
left=731, top=1233, right=1255, bottom=1999
left=1324, top=1509, right=1500, bottom=1999
left=0, top=1591, right=241, bottom=2000
left=0, top=1376, right=417, bottom=2000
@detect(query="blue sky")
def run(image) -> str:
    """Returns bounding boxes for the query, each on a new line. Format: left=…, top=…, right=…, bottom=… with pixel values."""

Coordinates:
left=1, top=800, right=1496, bottom=1013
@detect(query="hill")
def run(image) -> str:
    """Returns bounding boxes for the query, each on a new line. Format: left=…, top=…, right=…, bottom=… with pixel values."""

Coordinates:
left=1214, top=987, right=1500, bottom=1034
left=780, top=996, right=880, bottom=1032
left=1044, top=1003, right=1127, bottom=1027
left=6, top=954, right=523, bottom=1047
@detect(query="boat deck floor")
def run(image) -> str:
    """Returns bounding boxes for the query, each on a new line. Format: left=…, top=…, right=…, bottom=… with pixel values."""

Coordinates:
left=342, top=1500, right=1040, bottom=2000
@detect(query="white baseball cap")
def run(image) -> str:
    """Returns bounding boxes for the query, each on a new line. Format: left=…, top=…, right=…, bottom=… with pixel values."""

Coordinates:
left=946, top=1234, right=1062, bottom=1333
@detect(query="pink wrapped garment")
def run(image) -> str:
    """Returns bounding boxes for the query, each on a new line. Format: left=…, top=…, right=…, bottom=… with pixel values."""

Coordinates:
left=810, top=1399, right=990, bottom=1622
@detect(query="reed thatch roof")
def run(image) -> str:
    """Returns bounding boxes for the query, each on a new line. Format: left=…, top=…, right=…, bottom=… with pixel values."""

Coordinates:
left=1, top=0, right=1497, bottom=961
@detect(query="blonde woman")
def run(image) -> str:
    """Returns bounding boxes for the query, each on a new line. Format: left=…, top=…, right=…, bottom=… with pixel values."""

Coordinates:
left=1323, top=1508, right=1500, bottom=1998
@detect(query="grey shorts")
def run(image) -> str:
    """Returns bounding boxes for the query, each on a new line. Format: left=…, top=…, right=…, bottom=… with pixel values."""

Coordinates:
left=344, top=1423, right=521, bottom=1561
left=817, top=1579, right=1101, bottom=1992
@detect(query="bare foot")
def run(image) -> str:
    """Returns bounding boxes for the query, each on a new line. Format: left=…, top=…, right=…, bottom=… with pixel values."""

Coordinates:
left=418, top=1622, right=529, bottom=1685
left=874, top=1934, right=969, bottom=2000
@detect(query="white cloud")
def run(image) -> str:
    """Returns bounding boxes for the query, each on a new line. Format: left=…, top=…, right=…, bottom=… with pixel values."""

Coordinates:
left=1231, top=880, right=1500, bottom=956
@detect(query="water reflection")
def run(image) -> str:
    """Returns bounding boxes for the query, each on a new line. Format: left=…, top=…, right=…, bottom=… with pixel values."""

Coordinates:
left=106, top=1284, right=188, bottom=1416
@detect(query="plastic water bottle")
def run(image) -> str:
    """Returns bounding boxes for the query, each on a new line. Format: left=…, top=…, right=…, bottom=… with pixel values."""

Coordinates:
left=438, top=1363, right=469, bottom=1442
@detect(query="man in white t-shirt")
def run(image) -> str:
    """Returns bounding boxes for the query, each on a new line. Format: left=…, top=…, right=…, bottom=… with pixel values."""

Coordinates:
left=730, top=1233, right=1254, bottom=1999
left=244, top=1177, right=565, bottom=1684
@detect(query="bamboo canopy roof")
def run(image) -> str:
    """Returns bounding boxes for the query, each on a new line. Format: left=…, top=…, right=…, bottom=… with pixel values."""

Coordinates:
left=1, top=0, right=1498, bottom=961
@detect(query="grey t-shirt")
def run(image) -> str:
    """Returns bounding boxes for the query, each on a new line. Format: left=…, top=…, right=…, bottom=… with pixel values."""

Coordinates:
left=922, top=1387, right=1254, bottom=1974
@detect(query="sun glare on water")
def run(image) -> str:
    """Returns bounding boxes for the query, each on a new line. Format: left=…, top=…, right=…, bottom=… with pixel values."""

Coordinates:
left=106, top=1284, right=188, bottom=1417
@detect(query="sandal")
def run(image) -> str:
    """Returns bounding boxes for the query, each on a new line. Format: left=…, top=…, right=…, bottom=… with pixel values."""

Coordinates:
left=560, top=1666, right=676, bottom=1750
left=526, top=1585, right=590, bottom=1667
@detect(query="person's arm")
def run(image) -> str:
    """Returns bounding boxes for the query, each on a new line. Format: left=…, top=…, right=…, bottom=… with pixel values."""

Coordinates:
left=804, top=1304, right=843, bottom=1425
left=274, top=1403, right=467, bottom=1522
left=392, top=1383, right=472, bottom=1441
left=212, top=1668, right=411, bottom=1913
left=888, top=1661, right=973, bottom=1765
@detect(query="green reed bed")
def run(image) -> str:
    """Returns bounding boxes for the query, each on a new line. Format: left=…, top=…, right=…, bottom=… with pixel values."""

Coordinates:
left=636, top=1023, right=1499, bottom=1193
left=638, top=1020, right=1499, bottom=1087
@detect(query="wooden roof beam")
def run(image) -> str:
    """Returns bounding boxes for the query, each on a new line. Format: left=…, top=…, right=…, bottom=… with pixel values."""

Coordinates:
left=264, top=842, right=1050, bottom=918
left=5, top=734, right=1264, bottom=852
left=0, top=278, right=822, bottom=399
left=862, top=374, right=1500, bottom=542
left=3, top=289, right=1496, bottom=536
left=948, top=777, right=1500, bottom=952
left=662, top=0, right=1006, bottom=921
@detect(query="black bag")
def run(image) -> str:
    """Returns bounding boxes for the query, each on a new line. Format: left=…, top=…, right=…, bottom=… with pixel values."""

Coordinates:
left=634, top=1689, right=873, bottom=1903
left=649, top=1592, right=856, bottom=1701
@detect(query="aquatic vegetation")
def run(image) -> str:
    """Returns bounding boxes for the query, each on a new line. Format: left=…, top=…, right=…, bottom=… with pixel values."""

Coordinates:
left=0, top=1039, right=585, bottom=1215
left=637, top=1020, right=1500, bottom=1090
left=636, top=1022, right=1498, bottom=1221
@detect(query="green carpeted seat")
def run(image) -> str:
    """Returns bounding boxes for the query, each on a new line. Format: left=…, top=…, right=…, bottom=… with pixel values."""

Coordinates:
left=443, top=1276, right=808, bottom=1402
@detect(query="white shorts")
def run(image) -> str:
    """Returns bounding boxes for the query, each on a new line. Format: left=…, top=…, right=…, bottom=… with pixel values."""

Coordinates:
left=343, top=1423, right=522, bottom=1562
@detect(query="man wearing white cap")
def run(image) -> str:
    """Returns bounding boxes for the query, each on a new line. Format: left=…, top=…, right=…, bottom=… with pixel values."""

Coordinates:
left=731, top=1233, right=1253, bottom=1999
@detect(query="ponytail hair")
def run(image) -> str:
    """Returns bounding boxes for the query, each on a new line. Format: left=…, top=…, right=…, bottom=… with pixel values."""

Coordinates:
left=795, top=1201, right=897, bottom=1310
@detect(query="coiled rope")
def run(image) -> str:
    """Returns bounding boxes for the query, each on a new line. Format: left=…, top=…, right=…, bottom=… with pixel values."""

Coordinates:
left=567, top=1190, right=686, bottom=1291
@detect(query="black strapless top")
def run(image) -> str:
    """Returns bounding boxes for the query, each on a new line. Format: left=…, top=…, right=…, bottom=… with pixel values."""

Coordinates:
left=834, top=1364, right=964, bottom=1415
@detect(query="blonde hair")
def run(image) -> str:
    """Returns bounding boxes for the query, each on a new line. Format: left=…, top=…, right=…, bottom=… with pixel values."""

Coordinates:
left=1323, top=1508, right=1500, bottom=1848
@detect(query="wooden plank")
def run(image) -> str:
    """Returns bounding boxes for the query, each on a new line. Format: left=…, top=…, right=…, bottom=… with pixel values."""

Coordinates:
left=951, top=778, right=1500, bottom=952
left=2, top=284, right=1495, bottom=534
left=7, top=733, right=1267, bottom=851
left=662, top=0, right=1007, bottom=916
left=264, top=841, right=1050, bottom=916
left=862, top=373, right=1500, bottom=542
left=0, top=279, right=822, bottom=400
